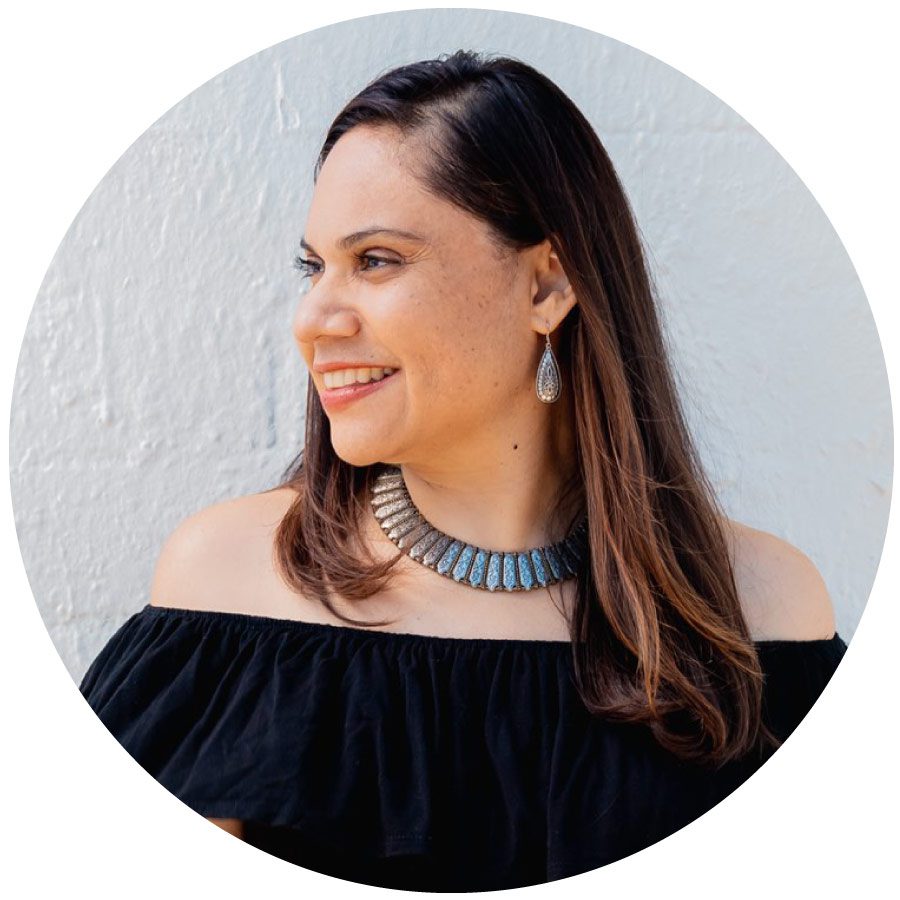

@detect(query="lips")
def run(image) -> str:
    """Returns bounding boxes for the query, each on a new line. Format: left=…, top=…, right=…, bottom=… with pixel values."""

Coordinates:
left=318, top=368, right=401, bottom=410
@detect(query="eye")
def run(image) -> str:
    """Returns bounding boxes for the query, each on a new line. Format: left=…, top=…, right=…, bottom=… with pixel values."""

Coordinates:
left=292, top=255, right=321, bottom=278
left=292, top=253, right=396, bottom=279
left=358, top=253, right=394, bottom=272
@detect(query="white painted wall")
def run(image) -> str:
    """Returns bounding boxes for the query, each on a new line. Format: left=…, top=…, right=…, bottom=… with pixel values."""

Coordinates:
left=9, top=9, right=889, bottom=682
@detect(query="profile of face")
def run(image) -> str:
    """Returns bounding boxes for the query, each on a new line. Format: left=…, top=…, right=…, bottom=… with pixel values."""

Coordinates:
left=292, top=125, right=577, bottom=473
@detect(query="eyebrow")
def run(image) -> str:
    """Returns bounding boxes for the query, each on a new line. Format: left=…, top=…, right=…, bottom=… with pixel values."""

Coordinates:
left=299, top=227, right=427, bottom=254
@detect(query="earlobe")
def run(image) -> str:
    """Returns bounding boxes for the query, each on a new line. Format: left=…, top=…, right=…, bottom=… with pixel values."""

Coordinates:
left=531, top=283, right=578, bottom=337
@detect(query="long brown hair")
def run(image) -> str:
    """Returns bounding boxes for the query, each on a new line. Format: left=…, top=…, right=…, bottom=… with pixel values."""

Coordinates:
left=271, top=50, right=780, bottom=768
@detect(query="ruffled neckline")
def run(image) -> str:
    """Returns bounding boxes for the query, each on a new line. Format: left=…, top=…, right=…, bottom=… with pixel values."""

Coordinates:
left=140, top=602, right=842, bottom=651
left=80, top=601, right=848, bottom=889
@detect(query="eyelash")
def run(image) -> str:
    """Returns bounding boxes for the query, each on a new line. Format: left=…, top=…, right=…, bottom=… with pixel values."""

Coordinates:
left=292, top=253, right=395, bottom=278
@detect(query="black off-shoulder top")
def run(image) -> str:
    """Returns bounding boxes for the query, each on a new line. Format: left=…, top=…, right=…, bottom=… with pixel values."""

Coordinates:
left=78, top=603, right=847, bottom=892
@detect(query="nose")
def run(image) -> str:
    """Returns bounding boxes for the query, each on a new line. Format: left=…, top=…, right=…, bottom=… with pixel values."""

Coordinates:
left=291, top=281, right=361, bottom=348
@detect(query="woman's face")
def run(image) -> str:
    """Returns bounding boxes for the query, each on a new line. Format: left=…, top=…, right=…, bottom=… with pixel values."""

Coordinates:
left=292, top=125, right=566, bottom=471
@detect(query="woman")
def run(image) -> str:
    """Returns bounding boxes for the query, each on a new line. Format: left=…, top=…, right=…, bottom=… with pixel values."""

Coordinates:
left=79, top=50, right=846, bottom=891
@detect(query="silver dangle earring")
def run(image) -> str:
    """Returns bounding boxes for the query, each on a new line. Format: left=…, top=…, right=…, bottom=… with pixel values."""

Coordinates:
left=535, top=319, right=561, bottom=403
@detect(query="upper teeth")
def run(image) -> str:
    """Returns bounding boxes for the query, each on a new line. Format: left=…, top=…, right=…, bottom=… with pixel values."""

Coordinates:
left=323, top=367, right=397, bottom=388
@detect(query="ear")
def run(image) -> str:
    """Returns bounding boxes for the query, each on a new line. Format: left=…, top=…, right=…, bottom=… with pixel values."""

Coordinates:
left=528, top=236, right=577, bottom=336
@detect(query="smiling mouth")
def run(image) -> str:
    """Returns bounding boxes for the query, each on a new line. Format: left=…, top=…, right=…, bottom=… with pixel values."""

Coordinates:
left=318, top=369, right=401, bottom=406
left=321, top=369, right=400, bottom=391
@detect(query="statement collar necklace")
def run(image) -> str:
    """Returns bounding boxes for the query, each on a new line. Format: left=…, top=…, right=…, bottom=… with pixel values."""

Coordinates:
left=371, top=464, right=588, bottom=592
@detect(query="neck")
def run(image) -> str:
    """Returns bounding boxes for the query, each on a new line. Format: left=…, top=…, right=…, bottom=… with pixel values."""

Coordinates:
left=378, top=405, right=583, bottom=552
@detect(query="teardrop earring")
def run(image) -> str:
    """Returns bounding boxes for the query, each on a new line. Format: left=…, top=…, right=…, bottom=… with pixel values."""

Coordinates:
left=535, top=319, right=561, bottom=403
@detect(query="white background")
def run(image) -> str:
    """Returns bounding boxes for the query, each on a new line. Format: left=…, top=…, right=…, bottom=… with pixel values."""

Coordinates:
left=2, top=2, right=896, bottom=897
left=7, top=5, right=889, bottom=685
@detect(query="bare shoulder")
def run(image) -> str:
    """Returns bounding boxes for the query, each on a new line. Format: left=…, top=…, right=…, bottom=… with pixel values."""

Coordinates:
left=720, top=517, right=837, bottom=641
left=149, top=486, right=300, bottom=614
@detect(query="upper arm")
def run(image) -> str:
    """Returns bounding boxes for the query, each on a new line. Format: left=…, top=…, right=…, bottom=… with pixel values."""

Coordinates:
left=150, top=494, right=296, bottom=839
left=724, top=519, right=837, bottom=641
left=207, top=817, right=245, bottom=839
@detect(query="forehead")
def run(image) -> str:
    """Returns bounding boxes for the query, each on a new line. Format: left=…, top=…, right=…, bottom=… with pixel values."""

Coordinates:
left=305, top=125, right=490, bottom=250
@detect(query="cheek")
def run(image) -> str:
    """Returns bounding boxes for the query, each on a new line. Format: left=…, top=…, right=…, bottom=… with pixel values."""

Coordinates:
left=422, top=321, right=517, bottom=402
left=414, top=304, right=487, bottom=395
left=392, top=268, right=522, bottom=399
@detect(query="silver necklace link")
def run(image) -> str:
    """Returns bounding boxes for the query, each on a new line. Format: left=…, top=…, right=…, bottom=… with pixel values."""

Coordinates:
left=371, top=464, right=588, bottom=591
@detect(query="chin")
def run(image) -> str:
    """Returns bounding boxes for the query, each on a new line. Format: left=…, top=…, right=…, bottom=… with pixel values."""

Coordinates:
left=331, top=445, right=392, bottom=469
